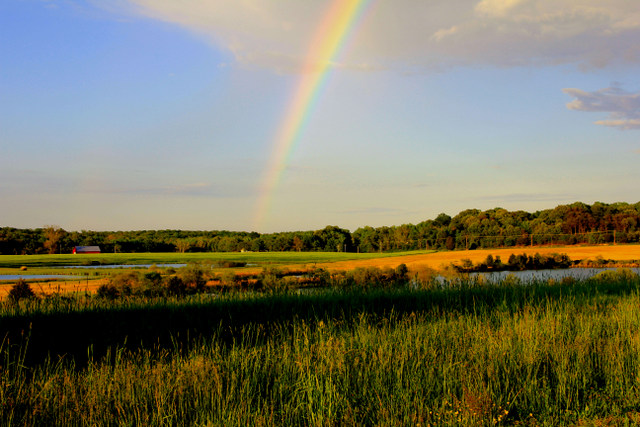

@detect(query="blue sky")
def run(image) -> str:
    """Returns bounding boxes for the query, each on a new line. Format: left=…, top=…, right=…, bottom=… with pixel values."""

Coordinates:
left=1, top=0, right=639, bottom=232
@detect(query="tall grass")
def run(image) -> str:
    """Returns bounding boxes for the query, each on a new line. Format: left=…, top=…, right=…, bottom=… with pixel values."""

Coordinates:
left=3, top=274, right=640, bottom=425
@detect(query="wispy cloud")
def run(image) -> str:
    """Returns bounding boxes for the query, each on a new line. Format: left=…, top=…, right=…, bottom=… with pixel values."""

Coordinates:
left=108, top=0, right=640, bottom=72
left=0, top=169, right=75, bottom=194
left=92, top=182, right=247, bottom=198
left=337, top=207, right=411, bottom=215
left=563, top=86, right=640, bottom=130
left=473, top=192, right=577, bottom=203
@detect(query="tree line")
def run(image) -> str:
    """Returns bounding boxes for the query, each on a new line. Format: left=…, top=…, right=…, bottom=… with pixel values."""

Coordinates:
left=1, top=201, right=640, bottom=255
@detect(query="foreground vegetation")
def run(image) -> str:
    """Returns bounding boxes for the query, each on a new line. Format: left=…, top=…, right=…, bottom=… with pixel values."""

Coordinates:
left=2, top=270, right=640, bottom=425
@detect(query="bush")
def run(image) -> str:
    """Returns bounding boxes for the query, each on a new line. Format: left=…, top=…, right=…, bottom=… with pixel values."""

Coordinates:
left=303, top=267, right=330, bottom=287
left=214, top=261, right=247, bottom=268
left=177, top=264, right=207, bottom=294
left=165, top=276, right=187, bottom=296
left=218, top=270, right=240, bottom=289
left=8, top=279, right=37, bottom=302
left=346, top=264, right=410, bottom=289
left=96, top=284, right=120, bottom=300
left=107, top=271, right=138, bottom=297
left=395, top=263, right=409, bottom=279
left=461, top=258, right=474, bottom=269
left=412, top=265, right=438, bottom=289
left=139, top=271, right=164, bottom=297
left=257, top=267, right=286, bottom=292
left=98, top=268, right=210, bottom=299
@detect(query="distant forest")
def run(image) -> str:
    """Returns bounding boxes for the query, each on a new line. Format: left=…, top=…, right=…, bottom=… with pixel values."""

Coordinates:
left=2, top=201, right=640, bottom=255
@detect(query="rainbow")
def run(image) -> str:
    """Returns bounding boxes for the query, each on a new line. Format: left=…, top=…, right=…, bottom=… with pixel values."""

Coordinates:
left=253, top=0, right=374, bottom=231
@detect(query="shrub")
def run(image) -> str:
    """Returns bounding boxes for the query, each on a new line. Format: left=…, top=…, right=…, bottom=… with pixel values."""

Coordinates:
left=257, top=267, right=286, bottom=292
left=8, top=279, right=37, bottom=302
left=494, top=255, right=503, bottom=268
left=461, top=258, right=474, bottom=269
left=96, top=284, right=120, bottom=300
left=139, top=271, right=164, bottom=297
left=347, top=265, right=410, bottom=289
left=214, top=261, right=247, bottom=268
left=302, top=267, right=330, bottom=287
left=485, top=254, right=495, bottom=269
left=165, top=276, right=187, bottom=296
left=178, top=264, right=207, bottom=294
left=219, top=270, right=239, bottom=287
left=395, top=263, right=409, bottom=279
left=108, top=271, right=138, bottom=296
left=412, top=265, right=438, bottom=288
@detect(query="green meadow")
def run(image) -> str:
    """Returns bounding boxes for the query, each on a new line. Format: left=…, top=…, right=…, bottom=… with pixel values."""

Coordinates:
left=3, top=271, right=640, bottom=425
left=0, top=251, right=430, bottom=269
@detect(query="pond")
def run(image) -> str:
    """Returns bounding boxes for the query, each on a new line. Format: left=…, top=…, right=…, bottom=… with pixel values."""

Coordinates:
left=0, top=264, right=188, bottom=281
left=4, top=267, right=639, bottom=285
left=475, top=267, right=640, bottom=282
left=0, top=275, right=78, bottom=281
left=63, top=264, right=187, bottom=269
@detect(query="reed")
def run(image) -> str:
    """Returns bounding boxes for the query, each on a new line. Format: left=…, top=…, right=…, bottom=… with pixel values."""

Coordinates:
left=2, top=273, right=640, bottom=425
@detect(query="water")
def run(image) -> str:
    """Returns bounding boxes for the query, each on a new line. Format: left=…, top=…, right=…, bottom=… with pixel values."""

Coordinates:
left=63, top=264, right=187, bottom=269
left=0, top=263, right=187, bottom=281
left=475, top=267, right=640, bottom=282
left=0, top=275, right=78, bottom=281
left=4, top=267, right=638, bottom=285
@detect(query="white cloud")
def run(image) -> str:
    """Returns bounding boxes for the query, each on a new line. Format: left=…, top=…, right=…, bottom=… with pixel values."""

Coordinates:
left=430, top=25, right=459, bottom=42
left=563, top=87, right=640, bottom=130
left=594, top=119, right=640, bottom=130
left=106, top=0, right=640, bottom=72
left=475, top=0, right=526, bottom=18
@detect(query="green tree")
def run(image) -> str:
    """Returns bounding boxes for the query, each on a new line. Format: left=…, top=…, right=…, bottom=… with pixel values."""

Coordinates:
left=445, top=236, right=455, bottom=251
left=314, top=226, right=352, bottom=252
left=292, top=236, right=304, bottom=252
left=174, top=239, right=191, bottom=253
left=43, top=225, right=65, bottom=254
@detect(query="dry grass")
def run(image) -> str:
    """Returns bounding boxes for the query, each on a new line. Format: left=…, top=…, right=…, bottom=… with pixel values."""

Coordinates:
left=0, top=278, right=108, bottom=299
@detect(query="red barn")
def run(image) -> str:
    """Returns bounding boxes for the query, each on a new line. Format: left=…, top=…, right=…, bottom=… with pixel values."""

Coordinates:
left=73, top=246, right=101, bottom=254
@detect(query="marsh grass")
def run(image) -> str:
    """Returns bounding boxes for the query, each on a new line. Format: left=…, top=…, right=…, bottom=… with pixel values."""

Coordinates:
left=3, top=273, right=640, bottom=425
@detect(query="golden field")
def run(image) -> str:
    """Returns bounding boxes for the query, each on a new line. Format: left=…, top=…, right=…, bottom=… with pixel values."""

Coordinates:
left=316, top=244, right=640, bottom=272
left=0, top=278, right=109, bottom=299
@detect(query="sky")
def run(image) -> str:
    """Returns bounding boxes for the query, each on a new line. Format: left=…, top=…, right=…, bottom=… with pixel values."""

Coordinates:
left=1, top=0, right=640, bottom=233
